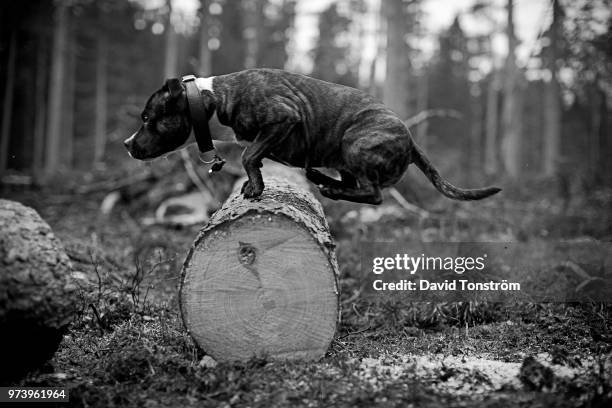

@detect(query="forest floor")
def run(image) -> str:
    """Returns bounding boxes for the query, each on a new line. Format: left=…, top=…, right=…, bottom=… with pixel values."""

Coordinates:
left=3, top=163, right=612, bottom=408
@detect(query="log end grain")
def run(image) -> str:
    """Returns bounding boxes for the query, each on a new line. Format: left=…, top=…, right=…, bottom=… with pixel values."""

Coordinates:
left=180, top=177, right=339, bottom=362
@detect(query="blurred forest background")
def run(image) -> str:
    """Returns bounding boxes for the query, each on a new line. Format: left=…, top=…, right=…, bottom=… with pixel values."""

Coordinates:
left=2, top=2, right=612, bottom=404
left=0, top=0, right=610, bottom=195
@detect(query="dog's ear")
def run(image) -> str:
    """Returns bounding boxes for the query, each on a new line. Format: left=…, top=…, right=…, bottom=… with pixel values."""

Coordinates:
left=165, top=78, right=184, bottom=98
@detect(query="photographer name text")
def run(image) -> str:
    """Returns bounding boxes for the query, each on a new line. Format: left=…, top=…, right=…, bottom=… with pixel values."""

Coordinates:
left=372, top=279, right=520, bottom=291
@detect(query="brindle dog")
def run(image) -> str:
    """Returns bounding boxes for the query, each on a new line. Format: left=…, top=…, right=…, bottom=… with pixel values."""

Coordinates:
left=124, top=68, right=501, bottom=204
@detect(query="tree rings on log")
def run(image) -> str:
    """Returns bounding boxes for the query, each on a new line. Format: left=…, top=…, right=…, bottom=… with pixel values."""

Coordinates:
left=180, top=177, right=339, bottom=362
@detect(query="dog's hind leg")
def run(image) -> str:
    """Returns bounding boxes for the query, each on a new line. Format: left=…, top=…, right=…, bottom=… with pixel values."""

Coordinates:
left=305, top=169, right=357, bottom=189
left=319, top=180, right=382, bottom=205
left=327, top=123, right=410, bottom=204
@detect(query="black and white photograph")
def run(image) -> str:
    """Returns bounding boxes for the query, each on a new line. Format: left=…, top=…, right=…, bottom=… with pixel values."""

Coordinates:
left=0, top=0, right=611, bottom=406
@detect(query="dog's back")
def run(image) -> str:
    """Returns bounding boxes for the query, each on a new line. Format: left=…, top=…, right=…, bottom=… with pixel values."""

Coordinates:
left=214, top=69, right=386, bottom=168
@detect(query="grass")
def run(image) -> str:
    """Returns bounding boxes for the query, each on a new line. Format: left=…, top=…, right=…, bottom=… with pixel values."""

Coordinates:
left=4, top=176, right=612, bottom=407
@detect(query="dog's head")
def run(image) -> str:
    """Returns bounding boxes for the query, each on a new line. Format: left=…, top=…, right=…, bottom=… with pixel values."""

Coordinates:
left=124, top=78, right=214, bottom=160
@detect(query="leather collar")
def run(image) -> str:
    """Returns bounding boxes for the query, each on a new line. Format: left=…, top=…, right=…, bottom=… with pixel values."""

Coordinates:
left=181, top=75, right=214, bottom=153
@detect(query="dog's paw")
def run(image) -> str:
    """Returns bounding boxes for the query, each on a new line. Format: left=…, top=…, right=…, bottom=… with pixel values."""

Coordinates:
left=305, top=168, right=325, bottom=185
left=241, top=180, right=264, bottom=198
left=240, top=180, right=249, bottom=194
left=319, top=186, right=339, bottom=200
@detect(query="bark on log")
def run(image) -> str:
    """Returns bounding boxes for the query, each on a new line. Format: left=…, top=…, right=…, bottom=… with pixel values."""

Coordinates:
left=180, top=166, right=339, bottom=361
left=0, top=200, right=78, bottom=382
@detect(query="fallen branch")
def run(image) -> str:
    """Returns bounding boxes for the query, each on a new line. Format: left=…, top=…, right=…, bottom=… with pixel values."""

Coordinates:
left=558, top=260, right=604, bottom=292
left=404, top=109, right=463, bottom=128
left=180, top=149, right=217, bottom=201
left=77, top=170, right=153, bottom=194
left=388, top=187, right=430, bottom=218
left=338, top=325, right=377, bottom=340
left=100, top=191, right=121, bottom=215
left=142, top=191, right=214, bottom=226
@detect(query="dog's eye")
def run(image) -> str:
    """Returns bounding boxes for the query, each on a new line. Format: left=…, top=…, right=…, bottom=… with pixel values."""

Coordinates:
left=142, top=114, right=149, bottom=122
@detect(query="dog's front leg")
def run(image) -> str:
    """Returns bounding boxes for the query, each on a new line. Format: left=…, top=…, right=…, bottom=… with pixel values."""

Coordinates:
left=241, top=122, right=298, bottom=198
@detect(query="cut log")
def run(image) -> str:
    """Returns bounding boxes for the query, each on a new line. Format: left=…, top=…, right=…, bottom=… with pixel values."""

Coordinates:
left=0, top=200, right=79, bottom=382
left=180, top=165, right=339, bottom=361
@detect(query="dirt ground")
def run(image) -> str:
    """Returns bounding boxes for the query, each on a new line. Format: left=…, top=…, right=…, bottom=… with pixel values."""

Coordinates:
left=3, top=170, right=612, bottom=408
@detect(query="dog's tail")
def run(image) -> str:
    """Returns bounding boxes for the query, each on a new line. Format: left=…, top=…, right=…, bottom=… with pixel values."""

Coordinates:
left=411, top=143, right=501, bottom=200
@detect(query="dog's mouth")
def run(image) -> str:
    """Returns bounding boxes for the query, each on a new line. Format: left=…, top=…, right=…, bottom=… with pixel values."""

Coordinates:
left=125, top=136, right=163, bottom=161
left=130, top=143, right=184, bottom=162
left=125, top=128, right=194, bottom=161
left=126, top=147, right=160, bottom=161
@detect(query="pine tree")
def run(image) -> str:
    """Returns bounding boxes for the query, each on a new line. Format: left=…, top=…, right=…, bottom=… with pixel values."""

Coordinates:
left=311, top=3, right=357, bottom=86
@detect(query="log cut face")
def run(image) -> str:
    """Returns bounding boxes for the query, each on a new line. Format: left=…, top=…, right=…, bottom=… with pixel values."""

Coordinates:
left=0, top=199, right=78, bottom=382
left=180, top=177, right=339, bottom=362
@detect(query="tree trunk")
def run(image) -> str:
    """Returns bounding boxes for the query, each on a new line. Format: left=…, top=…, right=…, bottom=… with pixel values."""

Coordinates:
left=198, top=0, right=212, bottom=76
left=367, top=1, right=384, bottom=99
left=415, top=69, right=429, bottom=148
left=500, top=0, right=522, bottom=178
left=596, top=88, right=610, bottom=186
left=382, top=0, right=408, bottom=117
left=243, top=0, right=264, bottom=69
left=0, top=199, right=79, bottom=382
left=501, top=77, right=524, bottom=178
left=33, top=35, right=48, bottom=181
left=484, top=70, right=500, bottom=176
left=94, top=30, right=108, bottom=163
left=180, top=164, right=339, bottom=362
left=469, top=83, right=483, bottom=182
left=45, top=2, right=69, bottom=174
left=0, top=29, right=17, bottom=175
left=353, top=2, right=366, bottom=88
left=22, top=74, right=36, bottom=170
left=164, top=0, right=179, bottom=78
left=588, top=86, right=601, bottom=184
left=61, top=26, right=76, bottom=168
left=543, top=0, right=562, bottom=177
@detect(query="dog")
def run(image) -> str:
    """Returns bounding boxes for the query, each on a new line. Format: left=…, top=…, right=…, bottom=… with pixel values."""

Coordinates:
left=124, top=68, right=500, bottom=204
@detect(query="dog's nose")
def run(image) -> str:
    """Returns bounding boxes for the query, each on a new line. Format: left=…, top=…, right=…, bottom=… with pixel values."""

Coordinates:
left=124, top=132, right=137, bottom=150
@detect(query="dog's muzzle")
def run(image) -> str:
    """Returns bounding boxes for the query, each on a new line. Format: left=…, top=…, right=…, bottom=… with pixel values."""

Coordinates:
left=124, top=132, right=137, bottom=157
